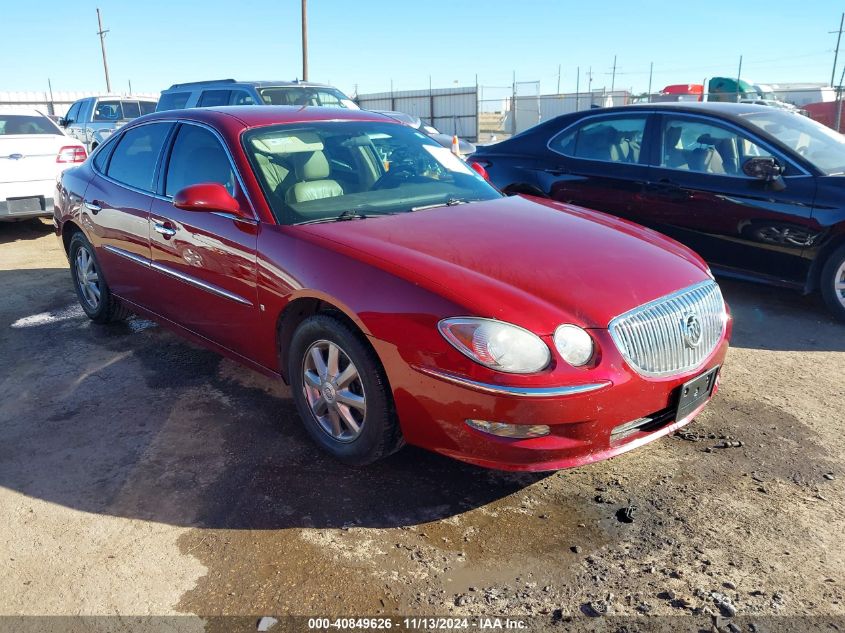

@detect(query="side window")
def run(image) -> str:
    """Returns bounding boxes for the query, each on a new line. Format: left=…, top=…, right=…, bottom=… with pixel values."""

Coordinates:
left=65, top=101, right=81, bottom=124
left=660, top=117, right=771, bottom=176
left=164, top=125, right=235, bottom=197
left=140, top=101, right=156, bottom=115
left=121, top=101, right=141, bottom=119
left=230, top=90, right=255, bottom=105
left=157, top=92, right=191, bottom=111
left=94, top=100, right=122, bottom=121
left=106, top=123, right=172, bottom=191
left=551, top=116, right=647, bottom=163
left=77, top=100, right=92, bottom=123
left=197, top=90, right=232, bottom=107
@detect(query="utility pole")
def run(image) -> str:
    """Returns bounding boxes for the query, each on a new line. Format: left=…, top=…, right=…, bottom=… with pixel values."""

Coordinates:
left=610, top=55, right=617, bottom=93
left=575, top=66, right=580, bottom=110
left=736, top=54, right=743, bottom=102
left=557, top=64, right=561, bottom=94
left=831, top=13, right=844, bottom=88
left=301, top=0, right=308, bottom=81
left=96, top=8, right=111, bottom=93
left=647, top=62, right=654, bottom=103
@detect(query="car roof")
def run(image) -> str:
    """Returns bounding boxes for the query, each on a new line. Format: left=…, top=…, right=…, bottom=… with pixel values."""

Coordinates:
left=165, top=79, right=338, bottom=90
left=136, top=105, right=397, bottom=128
left=0, top=107, right=47, bottom=116
left=600, top=101, right=774, bottom=116
left=81, top=95, right=157, bottom=101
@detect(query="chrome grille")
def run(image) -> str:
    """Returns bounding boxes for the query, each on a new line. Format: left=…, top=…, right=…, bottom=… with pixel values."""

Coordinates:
left=608, top=281, right=726, bottom=378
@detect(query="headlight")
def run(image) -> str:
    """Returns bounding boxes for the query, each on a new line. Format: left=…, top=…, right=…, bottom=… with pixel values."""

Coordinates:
left=438, top=318, right=551, bottom=374
left=553, top=324, right=594, bottom=367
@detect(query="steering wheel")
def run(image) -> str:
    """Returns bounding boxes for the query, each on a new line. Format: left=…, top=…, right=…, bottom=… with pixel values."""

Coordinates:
left=371, top=164, right=426, bottom=190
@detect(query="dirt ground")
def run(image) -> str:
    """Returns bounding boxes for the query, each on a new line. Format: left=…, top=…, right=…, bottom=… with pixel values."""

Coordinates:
left=0, top=218, right=843, bottom=631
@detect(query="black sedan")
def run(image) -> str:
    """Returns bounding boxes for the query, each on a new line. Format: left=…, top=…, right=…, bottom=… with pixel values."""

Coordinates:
left=470, top=102, right=845, bottom=321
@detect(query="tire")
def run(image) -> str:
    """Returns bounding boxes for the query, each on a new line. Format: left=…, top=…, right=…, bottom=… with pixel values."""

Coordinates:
left=288, top=313, right=402, bottom=465
left=821, top=244, right=845, bottom=322
left=68, top=232, right=130, bottom=324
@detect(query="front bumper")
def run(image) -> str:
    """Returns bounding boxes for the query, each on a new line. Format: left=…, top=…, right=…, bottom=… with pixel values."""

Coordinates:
left=372, top=327, right=731, bottom=472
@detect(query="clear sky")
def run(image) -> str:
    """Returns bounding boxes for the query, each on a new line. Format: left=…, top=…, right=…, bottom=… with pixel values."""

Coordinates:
left=2, top=0, right=843, bottom=97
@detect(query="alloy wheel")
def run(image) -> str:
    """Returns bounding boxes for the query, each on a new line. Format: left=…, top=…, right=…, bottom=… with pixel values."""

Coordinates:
left=302, top=339, right=367, bottom=442
left=75, top=246, right=101, bottom=311
left=835, top=260, right=845, bottom=309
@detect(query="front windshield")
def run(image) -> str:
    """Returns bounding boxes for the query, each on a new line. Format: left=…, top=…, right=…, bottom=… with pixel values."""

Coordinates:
left=243, top=121, right=501, bottom=225
left=258, top=87, right=360, bottom=110
left=743, top=110, right=845, bottom=175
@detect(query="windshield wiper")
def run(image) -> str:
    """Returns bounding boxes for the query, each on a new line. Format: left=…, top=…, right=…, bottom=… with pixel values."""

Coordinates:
left=410, top=197, right=473, bottom=212
left=296, top=207, right=386, bottom=226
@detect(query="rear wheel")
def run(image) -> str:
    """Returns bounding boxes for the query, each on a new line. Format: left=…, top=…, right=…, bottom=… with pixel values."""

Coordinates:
left=288, top=314, right=402, bottom=465
left=68, top=232, right=129, bottom=324
left=821, top=244, right=845, bottom=322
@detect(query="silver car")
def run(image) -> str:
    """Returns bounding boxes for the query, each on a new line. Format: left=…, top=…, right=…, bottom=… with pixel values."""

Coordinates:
left=60, top=96, right=157, bottom=151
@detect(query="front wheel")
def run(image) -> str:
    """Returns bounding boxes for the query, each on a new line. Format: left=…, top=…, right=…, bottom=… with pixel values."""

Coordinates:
left=821, top=244, right=845, bottom=322
left=288, top=314, right=402, bottom=465
left=68, top=232, right=129, bottom=324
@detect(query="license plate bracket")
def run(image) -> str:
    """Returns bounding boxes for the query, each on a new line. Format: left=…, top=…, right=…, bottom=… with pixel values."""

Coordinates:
left=8, top=196, right=44, bottom=215
left=675, top=366, right=719, bottom=422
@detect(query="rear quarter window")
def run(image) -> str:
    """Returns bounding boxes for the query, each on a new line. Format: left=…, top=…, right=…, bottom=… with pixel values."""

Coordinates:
left=156, top=92, right=191, bottom=111
left=197, top=90, right=231, bottom=107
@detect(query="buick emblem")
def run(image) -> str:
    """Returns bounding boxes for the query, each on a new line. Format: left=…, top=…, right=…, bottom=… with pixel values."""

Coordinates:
left=680, top=313, right=703, bottom=348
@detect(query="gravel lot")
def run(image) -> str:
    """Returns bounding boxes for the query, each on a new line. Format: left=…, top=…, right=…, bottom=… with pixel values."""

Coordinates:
left=1, top=218, right=843, bottom=630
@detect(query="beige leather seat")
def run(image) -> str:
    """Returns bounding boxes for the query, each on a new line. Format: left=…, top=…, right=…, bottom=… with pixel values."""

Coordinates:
left=286, top=151, right=343, bottom=203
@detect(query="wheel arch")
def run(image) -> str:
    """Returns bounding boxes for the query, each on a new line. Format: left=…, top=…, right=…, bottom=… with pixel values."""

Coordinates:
left=61, top=219, right=84, bottom=255
left=275, top=292, right=374, bottom=383
left=806, top=230, right=845, bottom=293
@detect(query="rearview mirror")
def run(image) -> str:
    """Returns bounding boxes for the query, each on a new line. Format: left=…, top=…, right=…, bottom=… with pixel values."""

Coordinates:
left=173, top=183, right=243, bottom=217
left=59, top=118, right=70, bottom=127
left=742, top=156, right=783, bottom=181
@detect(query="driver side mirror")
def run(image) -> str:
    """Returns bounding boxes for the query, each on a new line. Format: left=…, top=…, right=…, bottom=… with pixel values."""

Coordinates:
left=743, top=157, right=786, bottom=191
left=59, top=118, right=71, bottom=127
left=173, top=183, right=245, bottom=217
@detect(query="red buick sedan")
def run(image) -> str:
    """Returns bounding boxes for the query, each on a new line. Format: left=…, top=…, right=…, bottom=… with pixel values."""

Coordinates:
left=54, top=106, right=731, bottom=471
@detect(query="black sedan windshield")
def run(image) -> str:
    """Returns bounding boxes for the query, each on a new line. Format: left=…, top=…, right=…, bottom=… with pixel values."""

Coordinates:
left=243, top=121, right=501, bottom=225
left=743, top=110, right=845, bottom=175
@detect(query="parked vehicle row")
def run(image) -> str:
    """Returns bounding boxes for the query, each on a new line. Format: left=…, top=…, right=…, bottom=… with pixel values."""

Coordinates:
left=470, top=102, right=845, bottom=320
left=54, top=105, right=731, bottom=471
left=1, top=108, right=86, bottom=221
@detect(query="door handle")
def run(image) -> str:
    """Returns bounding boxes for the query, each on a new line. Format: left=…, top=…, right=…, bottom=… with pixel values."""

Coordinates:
left=543, top=167, right=568, bottom=176
left=645, top=179, right=692, bottom=199
left=83, top=200, right=102, bottom=214
left=153, top=221, right=177, bottom=238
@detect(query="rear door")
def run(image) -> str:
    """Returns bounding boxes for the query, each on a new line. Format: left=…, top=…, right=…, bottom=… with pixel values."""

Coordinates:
left=148, top=122, right=260, bottom=360
left=82, top=121, right=173, bottom=305
left=543, top=112, right=653, bottom=219
left=639, top=113, right=817, bottom=284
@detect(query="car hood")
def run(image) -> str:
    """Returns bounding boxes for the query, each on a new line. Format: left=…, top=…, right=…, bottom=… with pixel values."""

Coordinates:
left=293, top=195, right=712, bottom=331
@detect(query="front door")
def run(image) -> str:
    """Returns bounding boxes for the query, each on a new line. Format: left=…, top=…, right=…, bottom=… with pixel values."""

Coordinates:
left=148, top=122, right=261, bottom=361
left=638, top=113, right=817, bottom=285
